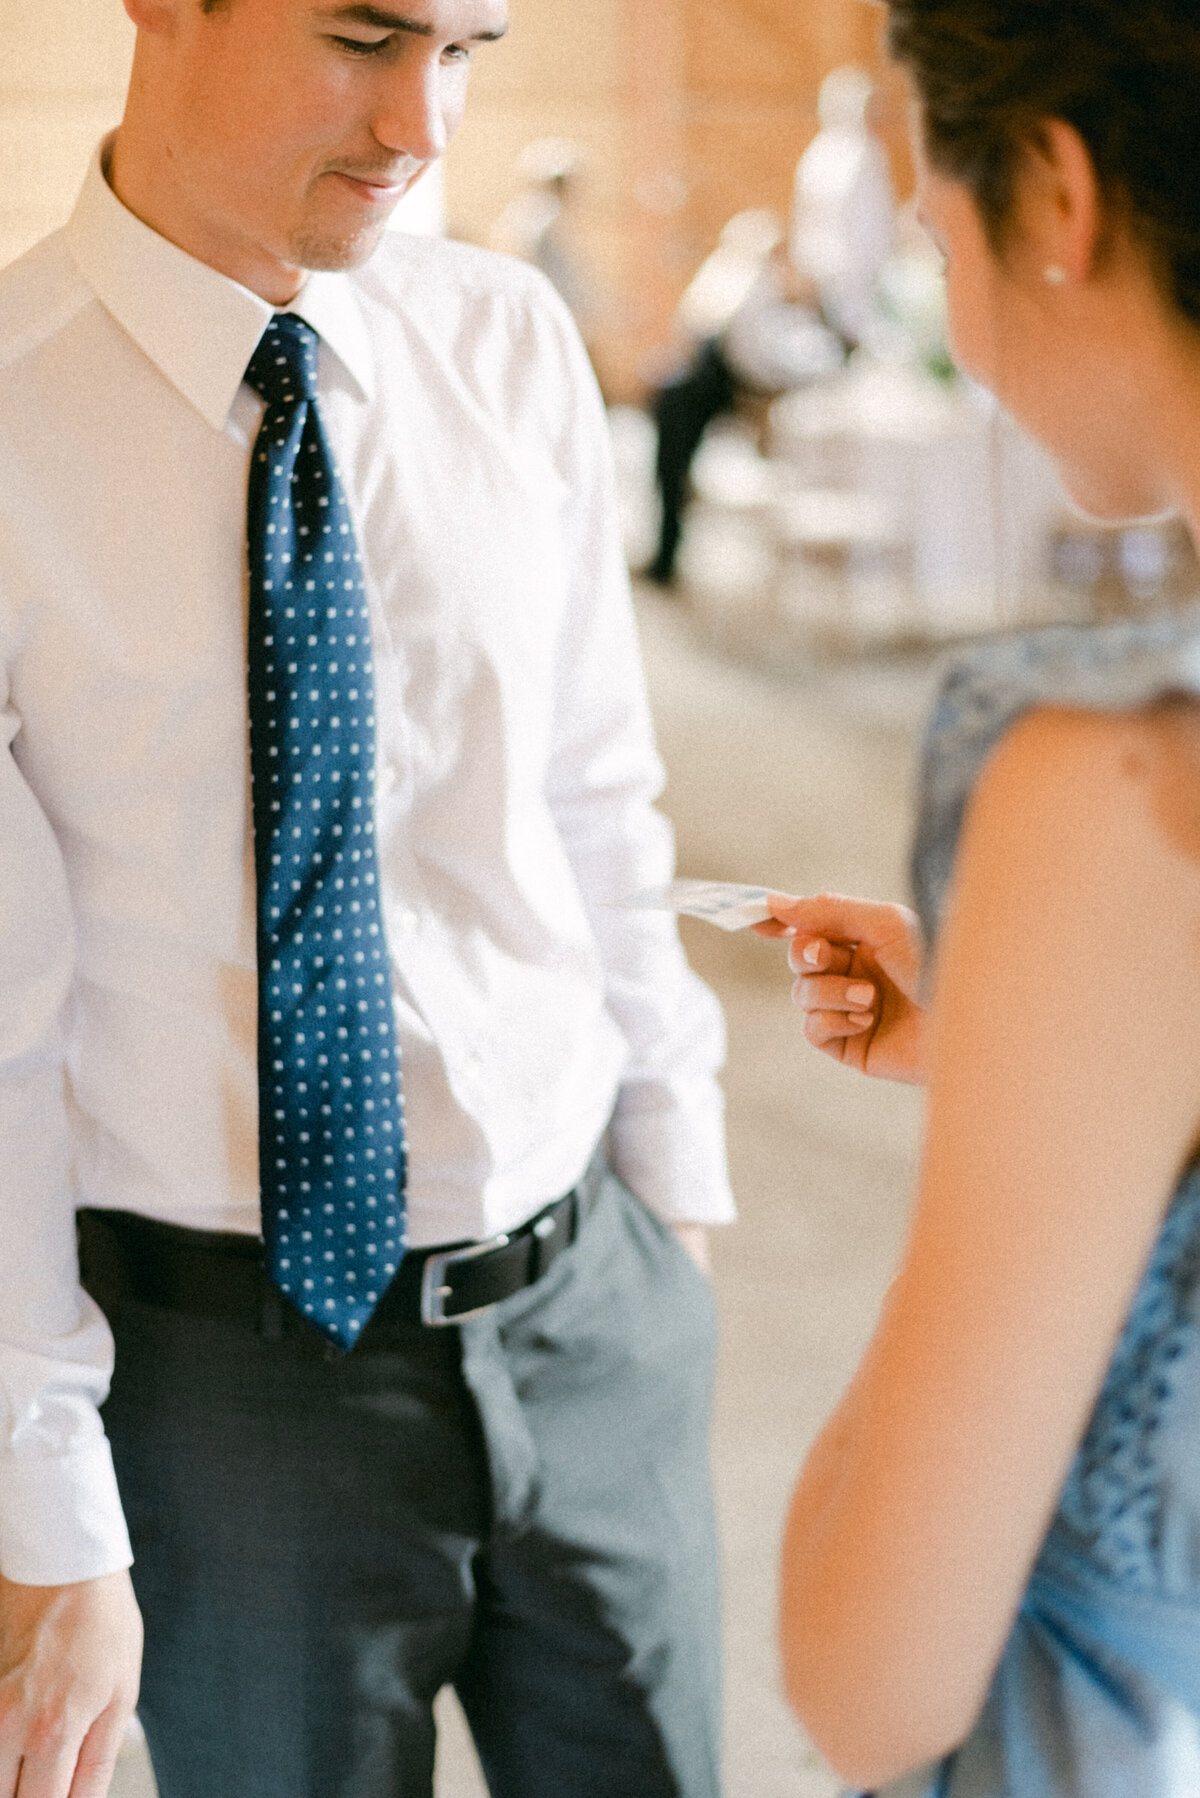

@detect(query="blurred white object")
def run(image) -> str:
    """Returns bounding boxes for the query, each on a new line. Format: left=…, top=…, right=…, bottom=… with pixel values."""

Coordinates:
left=775, top=485, right=910, bottom=641
left=674, top=427, right=781, bottom=637
left=676, top=210, right=785, bottom=343
left=516, top=137, right=582, bottom=186
left=772, top=360, right=1067, bottom=632
left=723, top=269, right=845, bottom=391
left=679, top=505, right=777, bottom=619
left=676, top=208, right=843, bottom=389
left=866, top=206, right=953, bottom=376
left=608, top=404, right=661, bottom=568
left=113, top=1714, right=157, bottom=1798
left=791, top=66, right=896, bottom=343
left=620, top=880, right=773, bottom=931
left=388, top=164, right=445, bottom=236
left=691, top=428, right=779, bottom=512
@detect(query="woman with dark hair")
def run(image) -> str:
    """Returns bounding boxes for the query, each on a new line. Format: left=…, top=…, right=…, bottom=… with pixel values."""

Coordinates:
left=758, top=3, right=1200, bottom=1793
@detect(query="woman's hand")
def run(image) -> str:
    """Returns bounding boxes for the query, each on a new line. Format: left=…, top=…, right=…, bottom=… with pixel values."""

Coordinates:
left=755, top=893, right=927, bottom=1084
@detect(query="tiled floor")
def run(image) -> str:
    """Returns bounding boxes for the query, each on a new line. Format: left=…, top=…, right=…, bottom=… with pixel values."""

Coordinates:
left=113, top=590, right=940, bottom=1798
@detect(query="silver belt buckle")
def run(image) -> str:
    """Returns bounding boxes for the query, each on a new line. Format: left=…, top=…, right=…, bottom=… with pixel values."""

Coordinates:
left=420, top=1231, right=511, bottom=1327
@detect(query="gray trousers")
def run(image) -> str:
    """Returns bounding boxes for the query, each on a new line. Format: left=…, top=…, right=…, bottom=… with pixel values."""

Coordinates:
left=95, top=1169, right=721, bottom=1798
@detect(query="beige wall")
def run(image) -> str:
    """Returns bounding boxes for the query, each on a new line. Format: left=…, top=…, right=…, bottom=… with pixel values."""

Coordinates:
left=0, top=1, right=133, bottom=270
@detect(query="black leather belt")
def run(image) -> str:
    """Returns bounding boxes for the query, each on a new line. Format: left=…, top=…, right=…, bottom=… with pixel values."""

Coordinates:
left=77, top=1152, right=605, bottom=1345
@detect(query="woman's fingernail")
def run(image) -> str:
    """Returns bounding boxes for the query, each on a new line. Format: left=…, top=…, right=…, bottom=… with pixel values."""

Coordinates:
left=847, top=982, right=875, bottom=1007
left=802, top=941, right=822, bottom=967
left=848, top=1011, right=873, bottom=1028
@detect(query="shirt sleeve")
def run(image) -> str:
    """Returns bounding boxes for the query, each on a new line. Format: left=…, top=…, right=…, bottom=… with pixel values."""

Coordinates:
left=0, top=677, right=132, bottom=1584
left=533, top=284, right=736, bottom=1227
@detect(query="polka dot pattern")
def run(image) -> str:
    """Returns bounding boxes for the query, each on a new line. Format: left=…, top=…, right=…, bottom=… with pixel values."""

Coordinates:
left=245, top=313, right=406, bottom=1349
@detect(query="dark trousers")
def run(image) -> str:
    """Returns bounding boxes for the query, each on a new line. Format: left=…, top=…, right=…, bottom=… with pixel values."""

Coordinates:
left=90, top=1170, right=721, bottom=1798
left=650, top=338, right=738, bottom=585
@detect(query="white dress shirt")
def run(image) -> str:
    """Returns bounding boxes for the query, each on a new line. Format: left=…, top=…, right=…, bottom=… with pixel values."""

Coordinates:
left=0, top=149, right=733, bottom=1585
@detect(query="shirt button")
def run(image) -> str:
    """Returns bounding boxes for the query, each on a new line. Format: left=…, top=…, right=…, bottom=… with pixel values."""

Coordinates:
left=377, top=764, right=397, bottom=797
left=393, top=908, right=420, bottom=936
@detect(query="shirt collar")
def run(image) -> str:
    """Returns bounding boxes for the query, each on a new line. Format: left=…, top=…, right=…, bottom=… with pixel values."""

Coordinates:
left=64, top=139, right=376, bottom=433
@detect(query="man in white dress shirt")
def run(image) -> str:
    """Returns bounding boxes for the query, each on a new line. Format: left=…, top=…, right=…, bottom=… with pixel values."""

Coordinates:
left=0, top=2, right=734, bottom=1795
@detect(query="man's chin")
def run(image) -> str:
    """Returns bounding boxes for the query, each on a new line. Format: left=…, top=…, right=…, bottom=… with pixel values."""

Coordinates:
left=288, top=217, right=392, bottom=274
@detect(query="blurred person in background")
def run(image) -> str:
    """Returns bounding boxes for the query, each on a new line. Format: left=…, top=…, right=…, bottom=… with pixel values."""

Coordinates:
left=790, top=64, right=896, bottom=349
left=759, top=1, right=1200, bottom=1793
left=491, top=137, right=606, bottom=363
left=646, top=209, right=841, bottom=586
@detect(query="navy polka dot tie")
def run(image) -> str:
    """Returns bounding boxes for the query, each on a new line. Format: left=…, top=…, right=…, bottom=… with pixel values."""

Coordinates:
left=244, top=313, right=406, bottom=1349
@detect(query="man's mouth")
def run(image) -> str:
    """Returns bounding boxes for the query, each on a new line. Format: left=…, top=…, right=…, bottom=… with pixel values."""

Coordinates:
left=328, top=162, right=424, bottom=203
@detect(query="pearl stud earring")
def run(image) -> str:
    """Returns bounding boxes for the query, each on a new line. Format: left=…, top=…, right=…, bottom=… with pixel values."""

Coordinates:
left=1043, top=263, right=1068, bottom=285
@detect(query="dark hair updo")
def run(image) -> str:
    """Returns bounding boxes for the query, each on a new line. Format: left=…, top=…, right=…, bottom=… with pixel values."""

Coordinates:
left=886, top=0, right=1200, bottom=325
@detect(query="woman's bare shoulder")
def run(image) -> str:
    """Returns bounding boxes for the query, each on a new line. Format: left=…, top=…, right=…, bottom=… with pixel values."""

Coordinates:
left=970, top=694, right=1200, bottom=885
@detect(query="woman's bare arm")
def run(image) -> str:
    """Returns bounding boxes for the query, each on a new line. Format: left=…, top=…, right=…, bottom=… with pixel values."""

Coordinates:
left=780, top=703, right=1200, bottom=1789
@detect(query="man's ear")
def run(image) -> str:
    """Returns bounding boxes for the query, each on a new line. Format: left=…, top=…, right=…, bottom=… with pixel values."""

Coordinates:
left=1022, top=118, right=1102, bottom=287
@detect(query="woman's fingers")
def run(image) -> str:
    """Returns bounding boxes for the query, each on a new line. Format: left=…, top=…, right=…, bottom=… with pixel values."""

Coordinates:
left=787, top=938, right=857, bottom=977
left=799, top=1004, right=875, bottom=1048
left=767, top=890, right=909, bottom=937
left=793, top=972, right=875, bottom=1036
left=752, top=925, right=859, bottom=976
left=794, top=974, right=876, bottom=1015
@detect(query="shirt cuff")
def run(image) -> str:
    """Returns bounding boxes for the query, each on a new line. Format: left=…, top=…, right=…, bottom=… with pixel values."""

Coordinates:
left=607, top=1083, right=737, bottom=1226
left=0, top=1438, right=133, bottom=1584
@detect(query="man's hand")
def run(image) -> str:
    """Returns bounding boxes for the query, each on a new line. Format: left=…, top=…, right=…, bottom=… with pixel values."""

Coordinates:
left=670, top=1223, right=711, bottom=1276
left=755, top=893, right=928, bottom=1085
left=0, top=1570, right=142, bottom=1798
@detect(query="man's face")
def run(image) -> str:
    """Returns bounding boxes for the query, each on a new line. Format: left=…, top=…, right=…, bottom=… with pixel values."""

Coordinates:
left=125, top=0, right=506, bottom=296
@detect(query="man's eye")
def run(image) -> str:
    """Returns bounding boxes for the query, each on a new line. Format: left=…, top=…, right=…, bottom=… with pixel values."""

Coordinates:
left=332, top=34, right=392, bottom=55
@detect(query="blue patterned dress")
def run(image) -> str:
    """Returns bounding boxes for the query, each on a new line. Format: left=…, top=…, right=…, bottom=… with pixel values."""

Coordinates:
left=871, top=618, right=1200, bottom=1798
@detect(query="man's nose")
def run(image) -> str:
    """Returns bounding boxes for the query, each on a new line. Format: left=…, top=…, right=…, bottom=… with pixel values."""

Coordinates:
left=372, top=59, right=449, bottom=163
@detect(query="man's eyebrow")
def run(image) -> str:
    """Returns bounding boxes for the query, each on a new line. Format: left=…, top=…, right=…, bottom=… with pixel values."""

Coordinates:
left=320, top=4, right=508, bottom=39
